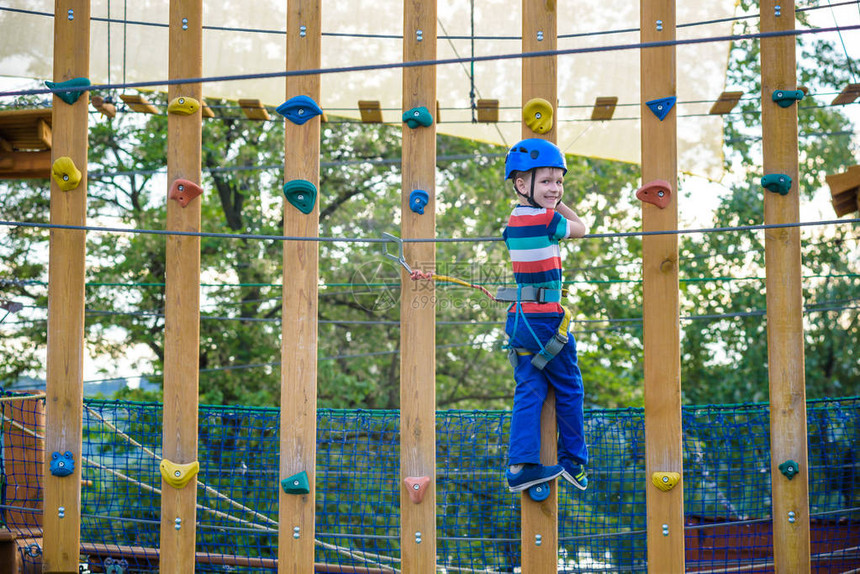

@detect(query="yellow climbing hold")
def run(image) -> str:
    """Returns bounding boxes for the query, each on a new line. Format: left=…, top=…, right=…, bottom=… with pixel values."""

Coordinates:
left=167, top=96, right=201, bottom=116
left=651, top=471, right=681, bottom=492
left=523, top=98, right=553, bottom=134
left=160, top=459, right=200, bottom=489
left=51, top=157, right=82, bottom=191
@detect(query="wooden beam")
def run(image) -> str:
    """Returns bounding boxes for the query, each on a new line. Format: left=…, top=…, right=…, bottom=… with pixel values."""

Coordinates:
left=43, top=0, right=89, bottom=571
left=709, top=91, right=744, bottom=115
left=279, top=0, right=321, bottom=571
left=400, top=0, right=437, bottom=571
left=159, top=0, right=203, bottom=572
left=760, top=1, right=811, bottom=572
left=200, top=99, right=214, bottom=118
left=831, top=83, right=860, bottom=106
left=521, top=0, right=560, bottom=571
left=0, top=108, right=53, bottom=151
left=0, top=151, right=51, bottom=179
left=90, top=96, right=117, bottom=119
left=119, top=94, right=160, bottom=114
left=476, top=99, right=499, bottom=122
left=238, top=99, right=271, bottom=121
left=358, top=100, right=383, bottom=123
left=591, top=96, right=618, bottom=120
left=640, top=0, right=685, bottom=572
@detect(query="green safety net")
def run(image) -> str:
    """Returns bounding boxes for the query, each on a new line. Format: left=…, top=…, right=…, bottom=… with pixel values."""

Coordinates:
left=1, top=396, right=859, bottom=572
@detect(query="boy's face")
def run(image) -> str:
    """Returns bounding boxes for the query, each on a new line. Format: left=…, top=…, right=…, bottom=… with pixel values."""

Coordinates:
left=515, top=167, right=565, bottom=209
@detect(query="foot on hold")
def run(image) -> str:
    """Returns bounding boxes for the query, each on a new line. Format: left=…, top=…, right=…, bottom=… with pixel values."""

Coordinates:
left=561, top=460, right=588, bottom=491
left=506, top=463, right=563, bottom=492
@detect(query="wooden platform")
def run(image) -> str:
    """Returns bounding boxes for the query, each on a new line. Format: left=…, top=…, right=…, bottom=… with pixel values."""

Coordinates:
left=0, top=108, right=53, bottom=179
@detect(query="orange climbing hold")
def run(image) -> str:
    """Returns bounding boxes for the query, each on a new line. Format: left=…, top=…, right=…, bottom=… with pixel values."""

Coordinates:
left=635, top=179, right=672, bottom=209
left=404, top=476, right=430, bottom=503
left=168, top=178, right=203, bottom=208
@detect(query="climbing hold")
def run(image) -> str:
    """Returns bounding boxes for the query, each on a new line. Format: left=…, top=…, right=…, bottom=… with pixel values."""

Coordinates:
left=52, top=157, right=83, bottom=191
left=168, top=178, right=204, bottom=208
left=49, top=451, right=75, bottom=477
left=282, top=470, right=311, bottom=494
left=277, top=95, right=324, bottom=125
left=761, top=173, right=792, bottom=196
left=404, top=476, right=430, bottom=503
left=778, top=460, right=799, bottom=480
left=104, top=557, right=129, bottom=574
left=651, top=471, right=681, bottom=492
left=772, top=89, right=804, bottom=108
left=409, top=189, right=429, bottom=214
left=283, top=179, right=317, bottom=214
left=635, top=179, right=672, bottom=209
left=45, top=77, right=90, bottom=105
left=160, top=459, right=199, bottom=489
left=167, top=96, right=201, bottom=115
left=523, top=98, right=553, bottom=134
left=402, top=106, right=433, bottom=129
left=646, top=96, right=676, bottom=121
left=527, top=481, right=551, bottom=502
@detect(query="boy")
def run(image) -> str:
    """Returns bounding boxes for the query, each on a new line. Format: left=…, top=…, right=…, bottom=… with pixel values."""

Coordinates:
left=499, top=138, right=589, bottom=492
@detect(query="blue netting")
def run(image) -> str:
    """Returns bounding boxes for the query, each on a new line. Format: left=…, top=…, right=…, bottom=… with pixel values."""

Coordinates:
left=2, top=395, right=860, bottom=572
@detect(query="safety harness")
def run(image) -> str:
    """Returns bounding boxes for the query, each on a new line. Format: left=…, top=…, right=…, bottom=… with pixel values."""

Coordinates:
left=495, top=286, right=573, bottom=370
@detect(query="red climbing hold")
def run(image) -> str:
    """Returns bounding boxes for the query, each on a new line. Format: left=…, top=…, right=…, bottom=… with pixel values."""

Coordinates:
left=404, top=476, right=431, bottom=503
left=169, top=178, right=204, bottom=208
left=635, top=179, right=672, bottom=209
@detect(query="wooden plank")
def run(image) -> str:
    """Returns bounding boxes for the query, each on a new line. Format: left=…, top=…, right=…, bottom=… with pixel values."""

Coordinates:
left=119, top=93, right=160, bottom=114
left=640, top=0, right=685, bottom=572
left=760, top=1, right=811, bottom=572
left=358, top=100, right=383, bottom=123
left=279, top=0, right=321, bottom=571
left=400, top=0, right=437, bottom=571
left=825, top=164, right=860, bottom=196
left=200, top=99, right=215, bottom=118
left=476, top=99, right=499, bottom=122
left=238, top=99, right=271, bottom=121
left=90, top=96, right=117, bottom=119
left=43, top=1, right=89, bottom=572
left=0, top=151, right=51, bottom=179
left=709, top=91, right=744, bottom=115
left=831, top=83, right=860, bottom=106
left=591, top=96, right=618, bottom=120
left=521, top=0, right=559, bottom=571
left=159, top=0, right=203, bottom=573
left=0, top=109, right=53, bottom=151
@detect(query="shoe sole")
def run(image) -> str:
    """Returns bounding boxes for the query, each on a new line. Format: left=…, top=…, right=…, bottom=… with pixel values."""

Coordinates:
left=562, top=470, right=588, bottom=491
left=508, top=470, right=564, bottom=492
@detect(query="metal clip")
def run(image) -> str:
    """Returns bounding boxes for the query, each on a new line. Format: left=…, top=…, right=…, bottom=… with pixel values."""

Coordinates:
left=381, top=233, right=412, bottom=274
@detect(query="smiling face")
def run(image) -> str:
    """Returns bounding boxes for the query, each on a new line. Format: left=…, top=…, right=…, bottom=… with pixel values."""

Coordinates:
left=515, top=167, right=565, bottom=209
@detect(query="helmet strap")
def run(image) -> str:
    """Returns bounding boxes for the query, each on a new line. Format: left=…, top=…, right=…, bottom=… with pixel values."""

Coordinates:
left=514, top=171, right=540, bottom=208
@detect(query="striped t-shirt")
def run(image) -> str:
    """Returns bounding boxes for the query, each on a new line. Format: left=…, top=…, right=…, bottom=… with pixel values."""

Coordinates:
left=503, top=205, right=572, bottom=315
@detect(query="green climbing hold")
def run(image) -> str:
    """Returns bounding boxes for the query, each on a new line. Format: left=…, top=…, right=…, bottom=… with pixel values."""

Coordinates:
left=778, top=460, right=799, bottom=480
left=281, top=470, right=310, bottom=494
left=772, top=89, right=804, bottom=108
left=45, top=77, right=91, bottom=105
left=402, top=106, right=433, bottom=129
left=282, top=180, right=317, bottom=214
left=761, top=173, right=792, bottom=196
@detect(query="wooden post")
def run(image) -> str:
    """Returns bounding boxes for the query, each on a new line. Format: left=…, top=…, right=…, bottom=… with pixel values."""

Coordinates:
left=520, top=0, right=560, bottom=571
left=640, top=0, right=685, bottom=572
left=159, top=0, right=203, bottom=571
left=43, top=1, right=89, bottom=571
left=760, top=1, right=811, bottom=571
left=278, top=0, right=322, bottom=570
left=400, top=0, right=437, bottom=570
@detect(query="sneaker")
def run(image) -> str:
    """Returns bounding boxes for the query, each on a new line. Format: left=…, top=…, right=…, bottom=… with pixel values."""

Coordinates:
left=561, top=461, right=588, bottom=491
left=506, top=463, right=564, bottom=492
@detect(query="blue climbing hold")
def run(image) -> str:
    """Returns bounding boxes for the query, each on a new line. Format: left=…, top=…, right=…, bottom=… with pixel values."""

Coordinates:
left=761, top=173, right=792, bottom=196
left=527, top=481, right=551, bottom=502
left=277, top=95, right=323, bottom=125
left=45, top=77, right=90, bottom=105
left=50, top=451, right=75, bottom=477
left=409, top=189, right=429, bottom=214
left=402, top=106, right=433, bottom=129
left=772, top=89, right=804, bottom=108
left=283, top=180, right=317, bottom=214
left=646, top=96, right=676, bottom=121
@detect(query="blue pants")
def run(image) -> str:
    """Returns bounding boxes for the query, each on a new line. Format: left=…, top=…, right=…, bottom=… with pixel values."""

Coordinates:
left=506, top=313, right=588, bottom=467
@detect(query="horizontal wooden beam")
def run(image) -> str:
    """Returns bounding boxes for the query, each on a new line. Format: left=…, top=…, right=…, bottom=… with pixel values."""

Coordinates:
left=832, top=83, right=860, bottom=106
left=709, top=91, right=743, bottom=115
left=120, top=94, right=160, bottom=114
left=0, top=108, right=54, bottom=151
left=826, top=164, right=860, bottom=217
left=0, top=151, right=51, bottom=179
left=238, top=99, right=270, bottom=121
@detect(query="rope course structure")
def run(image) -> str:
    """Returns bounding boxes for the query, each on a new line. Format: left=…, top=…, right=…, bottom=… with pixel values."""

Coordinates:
left=0, top=0, right=858, bottom=572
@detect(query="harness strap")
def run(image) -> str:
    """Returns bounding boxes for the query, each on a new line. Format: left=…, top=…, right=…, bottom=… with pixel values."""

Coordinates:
left=508, top=305, right=573, bottom=370
left=496, top=286, right=563, bottom=304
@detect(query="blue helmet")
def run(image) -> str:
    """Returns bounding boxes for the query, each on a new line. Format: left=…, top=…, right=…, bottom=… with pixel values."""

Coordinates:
left=504, top=138, right=567, bottom=180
